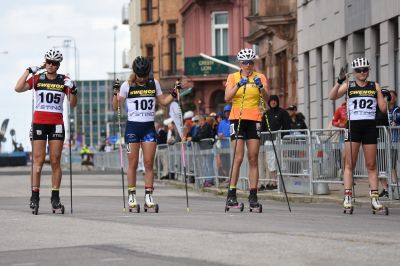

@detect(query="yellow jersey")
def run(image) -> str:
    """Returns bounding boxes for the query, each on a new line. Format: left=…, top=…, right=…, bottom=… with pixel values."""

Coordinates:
left=225, top=71, right=267, bottom=122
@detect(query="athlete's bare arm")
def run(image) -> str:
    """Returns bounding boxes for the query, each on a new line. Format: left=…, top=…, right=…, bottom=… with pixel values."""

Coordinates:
left=329, top=82, right=348, bottom=100
left=15, top=70, right=32, bottom=92
left=156, top=94, right=175, bottom=106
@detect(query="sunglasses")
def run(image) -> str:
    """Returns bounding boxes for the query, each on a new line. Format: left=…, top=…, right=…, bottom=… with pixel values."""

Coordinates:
left=46, top=60, right=60, bottom=66
left=354, top=67, right=369, bottom=73
left=241, top=60, right=254, bottom=66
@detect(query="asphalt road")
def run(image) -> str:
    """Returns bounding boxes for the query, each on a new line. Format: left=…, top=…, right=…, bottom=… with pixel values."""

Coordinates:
left=0, top=166, right=399, bottom=266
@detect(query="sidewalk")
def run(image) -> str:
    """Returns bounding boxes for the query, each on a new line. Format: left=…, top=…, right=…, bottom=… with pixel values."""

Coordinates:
left=161, top=178, right=400, bottom=208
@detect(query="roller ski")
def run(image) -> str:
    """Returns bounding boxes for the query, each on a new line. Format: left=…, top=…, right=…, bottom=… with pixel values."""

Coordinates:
left=371, top=191, right=389, bottom=215
left=30, top=192, right=40, bottom=215
left=225, top=189, right=244, bottom=212
left=248, top=191, right=262, bottom=213
left=143, top=190, right=159, bottom=213
left=343, top=190, right=353, bottom=214
left=51, top=195, right=65, bottom=214
left=128, top=190, right=140, bottom=213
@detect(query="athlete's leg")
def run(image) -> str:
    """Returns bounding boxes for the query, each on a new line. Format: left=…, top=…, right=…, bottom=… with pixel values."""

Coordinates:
left=246, top=139, right=260, bottom=190
left=127, top=143, right=141, bottom=187
left=32, top=140, right=47, bottom=188
left=48, top=140, right=64, bottom=188
left=141, top=141, right=157, bottom=188
left=343, top=141, right=361, bottom=190
left=363, top=144, right=378, bottom=190
left=230, top=138, right=245, bottom=187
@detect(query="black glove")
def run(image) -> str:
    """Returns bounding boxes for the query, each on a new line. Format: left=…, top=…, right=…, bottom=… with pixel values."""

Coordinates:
left=337, top=67, right=346, bottom=84
left=113, top=79, right=120, bottom=96
left=381, top=89, right=391, bottom=102
left=171, top=80, right=181, bottom=98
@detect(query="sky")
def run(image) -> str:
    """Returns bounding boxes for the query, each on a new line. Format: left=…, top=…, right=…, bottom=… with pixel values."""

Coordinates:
left=0, top=0, right=130, bottom=152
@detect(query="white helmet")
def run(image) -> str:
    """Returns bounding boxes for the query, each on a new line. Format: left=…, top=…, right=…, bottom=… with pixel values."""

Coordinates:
left=45, top=49, right=63, bottom=62
left=163, top=117, right=173, bottom=126
left=237, top=48, right=256, bottom=61
left=183, top=111, right=194, bottom=120
left=351, top=57, right=370, bottom=69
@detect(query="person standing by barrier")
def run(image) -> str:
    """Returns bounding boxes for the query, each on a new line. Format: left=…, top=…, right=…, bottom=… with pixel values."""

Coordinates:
left=260, top=95, right=291, bottom=191
left=330, top=101, right=348, bottom=178
left=224, top=48, right=268, bottom=209
left=287, top=105, right=307, bottom=132
left=15, top=49, right=78, bottom=214
left=329, top=58, right=388, bottom=213
left=112, top=56, right=178, bottom=212
left=155, top=121, right=168, bottom=180
left=380, top=90, right=400, bottom=197
left=216, top=105, right=232, bottom=178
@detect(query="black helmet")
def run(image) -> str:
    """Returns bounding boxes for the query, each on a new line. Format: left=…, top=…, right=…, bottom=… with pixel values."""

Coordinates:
left=132, top=56, right=151, bottom=77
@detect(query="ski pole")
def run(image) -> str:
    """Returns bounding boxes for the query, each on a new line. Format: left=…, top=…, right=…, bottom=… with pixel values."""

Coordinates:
left=260, top=98, right=291, bottom=212
left=116, top=79, right=126, bottom=212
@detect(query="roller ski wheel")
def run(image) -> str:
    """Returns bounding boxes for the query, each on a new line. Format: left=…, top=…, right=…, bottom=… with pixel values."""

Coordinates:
left=225, top=202, right=244, bottom=212
left=249, top=203, right=262, bottom=213
left=129, top=204, right=140, bottom=213
left=372, top=206, right=389, bottom=215
left=144, top=203, right=159, bottom=213
left=51, top=198, right=65, bottom=214
left=31, top=204, right=39, bottom=215
left=30, top=195, right=40, bottom=215
left=343, top=207, right=353, bottom=215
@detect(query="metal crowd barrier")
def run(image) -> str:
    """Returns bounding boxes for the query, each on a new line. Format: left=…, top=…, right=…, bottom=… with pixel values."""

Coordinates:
left=69, top=126, right=400, bottom=199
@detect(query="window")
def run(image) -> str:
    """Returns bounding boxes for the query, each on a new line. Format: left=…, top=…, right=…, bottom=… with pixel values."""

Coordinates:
left=212, top=12, right=228, bottom=56
left=251, top=0, right=259, bottom=15
left=146, top=0, right=152, bottom=22
left=168, top=23, right=177, bottom=74
left=146, top=45, right=154, bottom=69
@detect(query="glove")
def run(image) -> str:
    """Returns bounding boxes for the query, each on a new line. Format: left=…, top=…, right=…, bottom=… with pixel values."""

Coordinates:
left=237, top=77, right=248, bottom=87
left=381, top=89, right=391, bottom=102
left=27, top=66, right=40, bottom=74
left=254, top=76, right=264, bottom=90
left=174, top=80, right=182, bottom=90
left=337, top=67, right=346, bottom=84
left=64, top=78, right=75, bottom=89
left=113, top=79, right=120, bottom=96
left=171, top=80, right=181, bottom=98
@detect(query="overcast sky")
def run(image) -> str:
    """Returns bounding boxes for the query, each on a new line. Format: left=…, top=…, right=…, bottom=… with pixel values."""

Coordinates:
left=0, top=0, right=131, bottom=151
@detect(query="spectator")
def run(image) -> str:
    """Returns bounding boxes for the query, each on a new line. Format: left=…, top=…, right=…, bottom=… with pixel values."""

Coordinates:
left=187, top=115, right=200, bottom=142
left=287, top=105, right=307, bottom=131
left=155, top=121, right=168, bottom=180
left=261, top=95, right=291, bottom=190
left=192, top=115, right=214, bottom=186
left=332, top=102, right=347, bottom=128
left=216, top=105, right=232, bottom=179
left=380, top=90, right=400, bottom=197
left=183, top=111, right=194, bottom=140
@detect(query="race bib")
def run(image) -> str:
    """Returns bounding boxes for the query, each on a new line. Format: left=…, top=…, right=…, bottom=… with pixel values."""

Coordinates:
left=35, top=90, right=64, bottom=113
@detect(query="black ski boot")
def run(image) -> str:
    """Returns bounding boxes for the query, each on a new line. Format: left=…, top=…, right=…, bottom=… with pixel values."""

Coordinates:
left=30, top=191, right=40, bottom=215
left=248, top=190, right=262, bottom=213
left=51, top=191, right=65, bottom=214
left=225, top=188, right=244, bottom=212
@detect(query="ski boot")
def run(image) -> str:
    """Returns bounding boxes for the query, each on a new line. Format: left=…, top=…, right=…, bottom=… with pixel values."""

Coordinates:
left=128, top=190, right=140, bottom=213
left=248, top=190, right=262, bottom=213
left=371, top=190, right=389, bottom=215
left=343, top=190, right=353, bottom=214
left=144, top=190, right=159, bottom=213
left=30, top=191, right=40, bottom=215
left=225, top=188, right=244, bottom=212
left=51, top=195, right=65, bottom=214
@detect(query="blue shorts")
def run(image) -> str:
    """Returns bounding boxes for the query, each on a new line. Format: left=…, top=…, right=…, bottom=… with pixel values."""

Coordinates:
left=125, top=121, right=157, bottom=144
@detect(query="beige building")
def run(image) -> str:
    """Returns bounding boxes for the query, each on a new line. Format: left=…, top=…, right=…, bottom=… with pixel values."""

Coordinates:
left=245, top=0, right=298, bottom=108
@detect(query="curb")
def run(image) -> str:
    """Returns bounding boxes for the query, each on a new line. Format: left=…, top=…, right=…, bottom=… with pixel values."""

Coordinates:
left=159, top=179, right=400, bottom=208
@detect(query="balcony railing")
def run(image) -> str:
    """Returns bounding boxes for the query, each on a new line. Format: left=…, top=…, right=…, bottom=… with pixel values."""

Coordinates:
left=184, top=55, right=236, bottom=76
